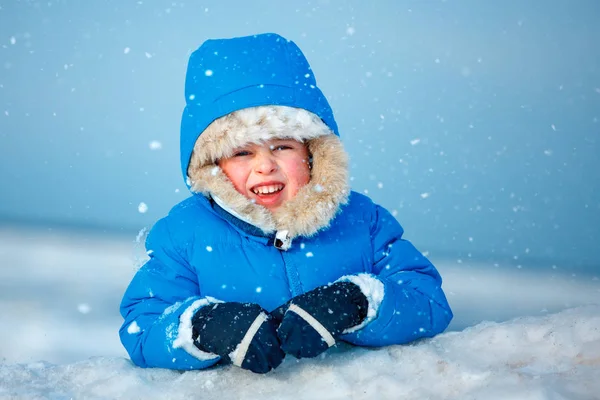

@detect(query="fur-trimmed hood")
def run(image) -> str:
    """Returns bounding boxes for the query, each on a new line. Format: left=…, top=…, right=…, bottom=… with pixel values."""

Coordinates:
left=180, top=33, right=338, bottom=185
left=180, top=33, right=349, bottom=239
left=187, top=106, right=350, bottom=239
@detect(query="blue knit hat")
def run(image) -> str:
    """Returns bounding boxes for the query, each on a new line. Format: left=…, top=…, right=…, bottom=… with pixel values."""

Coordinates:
left=180, top=33, right=339, bottom=184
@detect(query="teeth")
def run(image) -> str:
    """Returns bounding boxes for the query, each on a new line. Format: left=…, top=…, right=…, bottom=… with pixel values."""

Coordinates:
left=252, top=184, right=283, bottom=195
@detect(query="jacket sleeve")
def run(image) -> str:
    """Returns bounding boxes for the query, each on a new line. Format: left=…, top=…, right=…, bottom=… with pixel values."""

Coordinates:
left=119, top=217, right=220, bottom=370
left=340, top=205, right=453, bottom=347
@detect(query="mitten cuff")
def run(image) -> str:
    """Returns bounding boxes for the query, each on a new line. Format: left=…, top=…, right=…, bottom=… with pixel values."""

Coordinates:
left=337, top=273, right=384, bottom=333
left=173, top=296, right=222, bottom=361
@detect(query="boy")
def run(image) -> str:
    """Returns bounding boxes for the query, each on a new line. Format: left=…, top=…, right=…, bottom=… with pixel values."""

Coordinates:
left=120, top=33, right=453, bottom=374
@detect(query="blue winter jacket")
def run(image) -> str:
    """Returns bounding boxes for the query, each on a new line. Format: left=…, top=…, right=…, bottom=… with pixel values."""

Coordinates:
left=119, top=192, right=453, bottom=370
left=119, top=33, right=452, bottom=370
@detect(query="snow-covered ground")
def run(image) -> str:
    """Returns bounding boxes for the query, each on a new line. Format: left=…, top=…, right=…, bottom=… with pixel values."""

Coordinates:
left=1, top=225, right=599, bottom=399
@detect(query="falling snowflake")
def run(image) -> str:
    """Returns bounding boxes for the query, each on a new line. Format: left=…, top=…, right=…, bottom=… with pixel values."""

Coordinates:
left=149, top=140, right=162, bottom=150
left=77, top=304, right=91, bottom=314
left=124, top=47, right=131, bottom=54
left=205, top=69, right=213, bottom=77
left=206, top=246, right=213, bottom=252
left=138, top=202, right=148, bottom=213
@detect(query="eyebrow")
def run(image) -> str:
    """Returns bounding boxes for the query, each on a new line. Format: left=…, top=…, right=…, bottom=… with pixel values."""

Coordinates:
left=271, top=138, right=300, bottom=144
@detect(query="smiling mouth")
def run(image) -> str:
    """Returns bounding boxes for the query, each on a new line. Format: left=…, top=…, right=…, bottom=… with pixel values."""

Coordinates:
left=251, top=184, right=284, bottom=195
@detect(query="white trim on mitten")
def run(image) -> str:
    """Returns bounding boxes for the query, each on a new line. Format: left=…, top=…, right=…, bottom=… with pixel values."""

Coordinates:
left=173, top=296, right=222, bottom=361
left=287, top=303, right=336, bottom=347
left=229, top=312, right=269, bottom=367
left=337, top=273, right=385, bottom=334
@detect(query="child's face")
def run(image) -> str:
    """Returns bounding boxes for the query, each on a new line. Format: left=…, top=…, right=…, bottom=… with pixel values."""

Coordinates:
left=218, top=139, right=311, bottom=212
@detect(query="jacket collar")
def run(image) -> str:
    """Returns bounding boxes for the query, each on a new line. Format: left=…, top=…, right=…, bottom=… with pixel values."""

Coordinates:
left=210, top=196, right=273, bottom=240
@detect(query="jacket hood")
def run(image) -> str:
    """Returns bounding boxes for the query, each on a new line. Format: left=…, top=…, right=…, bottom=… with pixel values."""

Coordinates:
left=181, top=33, right=348, bottom=239
left=180, top=32, right=339, bottom=184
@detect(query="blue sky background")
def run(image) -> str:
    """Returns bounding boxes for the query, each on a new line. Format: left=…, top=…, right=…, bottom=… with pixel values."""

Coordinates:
left=0, top=0, right=598, bottom=269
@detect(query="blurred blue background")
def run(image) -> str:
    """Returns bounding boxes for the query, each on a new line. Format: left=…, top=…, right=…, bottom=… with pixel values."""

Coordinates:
left=1, top=0, right=599, bottom=270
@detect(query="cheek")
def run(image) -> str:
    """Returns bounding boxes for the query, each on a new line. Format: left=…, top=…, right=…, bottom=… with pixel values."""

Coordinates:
left=298, top=163, right=311, bottom=186
left=220, top=162, right=248, bottom=194
left=230, top=173, right=247, bottom=194
left=286, top=158, right=311, bottom=187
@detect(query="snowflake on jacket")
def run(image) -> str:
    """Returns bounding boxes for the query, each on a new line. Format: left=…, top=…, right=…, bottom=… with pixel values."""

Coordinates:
left=119, top=32, right=453, bottom=373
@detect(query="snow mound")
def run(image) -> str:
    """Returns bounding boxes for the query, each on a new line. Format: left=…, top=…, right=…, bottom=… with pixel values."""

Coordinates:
left=2, top=306, right=599, bottom=400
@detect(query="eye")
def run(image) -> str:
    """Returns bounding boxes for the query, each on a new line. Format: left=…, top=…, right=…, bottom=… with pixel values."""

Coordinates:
left=274, top=145, right=292, bottom=151
left=233, top=150, right=251, bottom=157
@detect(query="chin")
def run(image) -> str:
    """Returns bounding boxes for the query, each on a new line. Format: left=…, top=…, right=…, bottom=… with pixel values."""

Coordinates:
left=262, top=203, right=282, bottom=212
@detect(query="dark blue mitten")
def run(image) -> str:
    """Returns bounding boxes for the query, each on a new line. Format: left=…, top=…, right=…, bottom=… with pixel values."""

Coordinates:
left=192, top=302, right=284, bottom=373
left=272, top=281, right=368, bottom=359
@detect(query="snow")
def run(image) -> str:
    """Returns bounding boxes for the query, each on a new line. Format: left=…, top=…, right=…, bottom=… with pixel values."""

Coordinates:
left=137, top=202, right=148, bottom=213
left=1, top=225, right=599, bottom=399
left=126, top=321, right=140, bottom=334
left=77, top=303, right=91, bottom=314
left=148, top=140, right=162, bottom=150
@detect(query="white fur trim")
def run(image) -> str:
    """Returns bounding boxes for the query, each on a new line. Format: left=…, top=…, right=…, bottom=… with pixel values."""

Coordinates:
left=173, top=296, right=222, bottom=361
left=337, top=274, right=385, bottom=334
left=189, top=106, right=333, bottom=168
left=229, top=312, right=268, bottom=367
left=188, top=133, right=350, bottom=240
left=287, top=303, right=336, bottom=347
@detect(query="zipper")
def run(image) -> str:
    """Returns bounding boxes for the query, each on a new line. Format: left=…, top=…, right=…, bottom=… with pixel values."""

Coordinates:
left=274, top=230, right=303, bottom=297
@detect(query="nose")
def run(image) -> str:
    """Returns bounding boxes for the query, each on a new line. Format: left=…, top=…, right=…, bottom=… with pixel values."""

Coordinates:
left=253, top=151, right=278, bottom=175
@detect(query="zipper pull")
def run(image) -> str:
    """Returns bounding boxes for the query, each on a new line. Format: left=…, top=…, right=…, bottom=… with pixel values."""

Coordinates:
left=274, top=230, right=292, bottom=251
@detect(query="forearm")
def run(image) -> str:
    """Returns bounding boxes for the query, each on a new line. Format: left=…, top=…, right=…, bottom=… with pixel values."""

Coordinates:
left=120, top=294, right=220, bottom=370
left=341, top=275, right=452, bottom=347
